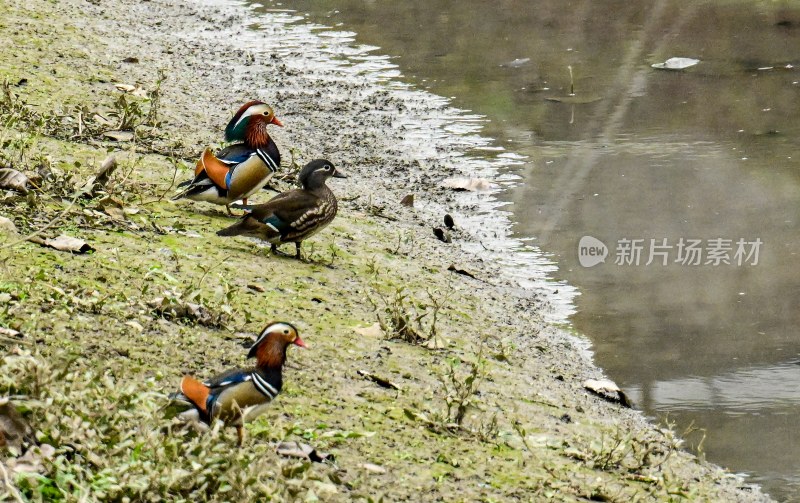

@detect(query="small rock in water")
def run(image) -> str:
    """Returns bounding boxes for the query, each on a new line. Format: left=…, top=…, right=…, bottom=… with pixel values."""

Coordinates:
left=444, top=214, right=455, bottom=229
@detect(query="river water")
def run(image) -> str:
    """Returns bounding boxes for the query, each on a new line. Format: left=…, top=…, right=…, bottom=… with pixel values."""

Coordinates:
left=266, top=0, right=800, bottom=499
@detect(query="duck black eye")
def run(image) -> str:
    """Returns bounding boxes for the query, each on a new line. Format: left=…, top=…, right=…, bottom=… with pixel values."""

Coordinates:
left=324, top=165, right=331, bottom=170
left=283, top=329, right=289, bottom=334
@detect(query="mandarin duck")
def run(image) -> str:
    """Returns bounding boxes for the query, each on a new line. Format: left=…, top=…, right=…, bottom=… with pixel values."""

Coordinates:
left=216, top=159, right=346, bottom=259
left=172, top=101, right=283, bottom=215
left=170, top=322, right=305, bottom=446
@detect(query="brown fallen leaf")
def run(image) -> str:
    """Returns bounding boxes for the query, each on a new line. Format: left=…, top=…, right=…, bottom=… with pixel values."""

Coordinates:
left=42, top=235, right=95, bottom=254
left=103, top=207, right=126, bottom=220
left=353, top=323, right=383, bottom=338
left=361, top=462, right=387, bottom=474
left=103, top=130, right=134, bottom=142
left=276, top=441, right=333, bottom=463
left=247, top=284, right=266, bottom=293
left=113, top=83, right=148, bottom=97
left=5, top=444, right=55, bottom=476
left=423, top=337, right=447, bottom=350
left=400, top=194, right=414, bottom=207
left=94, top=156, right=118, bottom=189
left=0, top=216, right=18, bottom=234
left=0, top=327, right=22, bottom=338
left=357, top=369, right=401, bottom=390
left=0, top=168, right=29, bottom=194
left=447, top=264, right=479, bottom=280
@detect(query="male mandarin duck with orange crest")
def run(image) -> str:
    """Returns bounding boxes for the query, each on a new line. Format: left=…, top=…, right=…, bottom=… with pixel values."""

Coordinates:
left=173, top=101, right=283, bottom=215
left=169, top=322, right=305, bottom=446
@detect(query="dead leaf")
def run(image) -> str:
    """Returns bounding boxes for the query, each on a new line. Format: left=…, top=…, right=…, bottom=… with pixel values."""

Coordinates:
left=0, top=216, right=17, bottom=234
left=400, top=194, right=414, bottom=207
left=42, top=235, right=94, bottom=254
left=247, top=284, right=266, bottom=293
left=276, top=441, right=333, bottom=462
left=353, top=323, right=383, bottom=338
left=423, top=338, right=446, bottom=350
left=441, top=177, right=492, bottom=192
left=447, top=264, right=478, bottom=280
left=357, top=369, right=401, bottom=390
left=94, top=156, right=118, bottom=188
left=92, top=113, right=116, bottom=127
left=583, top=378, right=632, bottom=408
left=103, top=130, right=134, bottom=142
left=114, top=83, right=137, bottom=92
left=104, top=207, right=126, bottom=220
left=0, top=327, right=21, bottom=338
left=361, top=462, right=387, bottom=474
left=0, top=168, right=29, bottom=194
left=5, top=444, right=55, bottom=476
left=113, top=83, right=148, bottom=97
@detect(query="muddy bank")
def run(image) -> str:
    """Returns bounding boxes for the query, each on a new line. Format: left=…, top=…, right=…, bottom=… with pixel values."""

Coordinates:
left=0, top=0, right=770, bottom=500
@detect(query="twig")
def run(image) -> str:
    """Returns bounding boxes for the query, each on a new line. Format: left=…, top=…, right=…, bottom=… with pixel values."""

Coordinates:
left=0, top=335, right=31, bottom=345
left=357, top=369, right=401, bottom=390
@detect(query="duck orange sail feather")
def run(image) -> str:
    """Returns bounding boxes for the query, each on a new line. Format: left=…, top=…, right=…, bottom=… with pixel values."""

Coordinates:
left=195, top=148, right=231, bottom=190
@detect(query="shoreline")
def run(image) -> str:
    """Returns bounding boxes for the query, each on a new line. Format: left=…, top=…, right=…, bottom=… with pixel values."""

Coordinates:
left=0, top=0, right=771, bottom=500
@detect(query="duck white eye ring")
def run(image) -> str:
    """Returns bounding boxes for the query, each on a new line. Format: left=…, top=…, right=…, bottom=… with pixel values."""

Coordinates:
left=323, top=165, right=332, bottom=171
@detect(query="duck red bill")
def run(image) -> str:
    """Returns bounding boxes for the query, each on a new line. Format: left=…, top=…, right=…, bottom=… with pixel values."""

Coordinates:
left=271, top=116, right=284, bottom=127
left=294, top=335, right=307, bottom=348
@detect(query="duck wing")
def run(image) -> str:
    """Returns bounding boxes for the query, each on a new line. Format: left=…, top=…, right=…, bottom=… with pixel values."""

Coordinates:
left=216, top=190, right=321, bottom=239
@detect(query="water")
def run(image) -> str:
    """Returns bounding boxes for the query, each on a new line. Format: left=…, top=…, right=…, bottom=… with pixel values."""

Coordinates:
left=265, top=0, right=800, bottom=499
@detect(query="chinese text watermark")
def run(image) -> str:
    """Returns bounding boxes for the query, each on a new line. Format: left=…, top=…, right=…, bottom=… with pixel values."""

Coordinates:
left=578, top=236, right=762, bottom=268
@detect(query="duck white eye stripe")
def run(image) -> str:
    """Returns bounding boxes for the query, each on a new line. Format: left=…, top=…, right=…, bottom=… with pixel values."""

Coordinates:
left=256, top=149, right=278, bottom=172
left=251, top=373, right=277, bottom=399
left=253, top=322, right=295, bottom=346
left=231, top=106, right=257, bottom=132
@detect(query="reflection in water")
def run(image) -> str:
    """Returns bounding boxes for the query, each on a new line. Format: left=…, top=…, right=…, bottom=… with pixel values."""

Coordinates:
left=273, top=0, right=800, bottom=499
left=630, top=361, right=800, bottom=412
